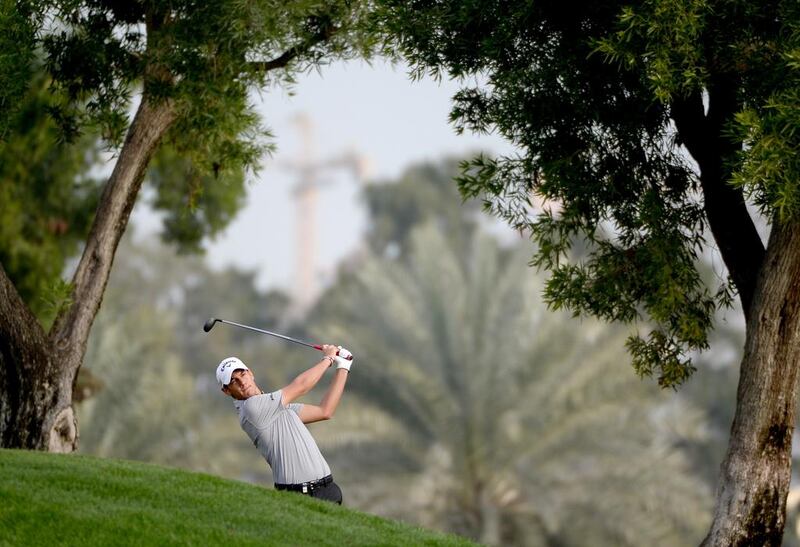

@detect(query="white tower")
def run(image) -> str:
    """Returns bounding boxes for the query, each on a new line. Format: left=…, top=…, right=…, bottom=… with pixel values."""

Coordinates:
left=285, top=114, right=371, bottom=317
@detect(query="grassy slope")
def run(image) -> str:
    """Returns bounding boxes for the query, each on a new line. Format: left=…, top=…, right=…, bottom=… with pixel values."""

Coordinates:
left=0, top=449, right=476, bottom=547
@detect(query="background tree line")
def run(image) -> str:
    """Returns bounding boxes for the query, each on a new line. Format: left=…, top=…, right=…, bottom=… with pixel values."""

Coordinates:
left=77, top=158, right=779, bottom=547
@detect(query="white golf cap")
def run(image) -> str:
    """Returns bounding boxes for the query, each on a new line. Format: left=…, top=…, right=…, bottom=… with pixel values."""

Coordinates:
left=216, top=357, right=249, bottom=386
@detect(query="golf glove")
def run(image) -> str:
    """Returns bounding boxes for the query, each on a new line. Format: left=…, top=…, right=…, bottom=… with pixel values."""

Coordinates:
left=334, top=346, right=353, bottom=371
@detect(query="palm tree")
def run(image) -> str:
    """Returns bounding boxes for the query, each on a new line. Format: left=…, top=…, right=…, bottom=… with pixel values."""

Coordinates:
left=311, top=221, right=711, bottom=546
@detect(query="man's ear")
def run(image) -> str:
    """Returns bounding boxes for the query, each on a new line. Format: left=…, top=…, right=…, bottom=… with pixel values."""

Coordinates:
left=221, top=386, right=230, bottom=395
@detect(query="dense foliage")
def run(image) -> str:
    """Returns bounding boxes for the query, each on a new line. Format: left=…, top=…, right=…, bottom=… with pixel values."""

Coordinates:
left=0, top=78, right=102, bottom=323
left=375, top=0, right=798, bottom=388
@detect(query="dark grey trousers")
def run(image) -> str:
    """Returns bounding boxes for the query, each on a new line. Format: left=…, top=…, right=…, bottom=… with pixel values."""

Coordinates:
left=309, top=481, right=343, bottom=505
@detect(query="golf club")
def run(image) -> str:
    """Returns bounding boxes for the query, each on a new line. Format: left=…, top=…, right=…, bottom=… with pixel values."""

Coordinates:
left=203, top=317, right=353, bottom=360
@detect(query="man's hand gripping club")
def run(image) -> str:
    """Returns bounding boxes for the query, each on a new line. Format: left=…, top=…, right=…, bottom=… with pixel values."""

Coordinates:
left=333, top=346, right=353, bottom=371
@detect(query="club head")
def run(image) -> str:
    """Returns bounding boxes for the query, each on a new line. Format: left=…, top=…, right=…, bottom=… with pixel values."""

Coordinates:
left=203, top=317, right=219, bottom=333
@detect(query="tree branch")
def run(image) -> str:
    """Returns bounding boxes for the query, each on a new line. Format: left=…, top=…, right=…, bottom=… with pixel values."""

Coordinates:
left=671, top=83, right=766, bottom=320
left=251, top=23, right=339, bottom=72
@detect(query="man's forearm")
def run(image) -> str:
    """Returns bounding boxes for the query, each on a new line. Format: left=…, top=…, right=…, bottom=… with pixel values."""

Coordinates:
left=293, top=358, right=333, bottom=392
left=318, top=369, right=349, bottom=417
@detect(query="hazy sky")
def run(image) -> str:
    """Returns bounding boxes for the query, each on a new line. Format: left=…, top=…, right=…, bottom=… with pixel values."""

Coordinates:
left=134, top=59, right=514, bottom=294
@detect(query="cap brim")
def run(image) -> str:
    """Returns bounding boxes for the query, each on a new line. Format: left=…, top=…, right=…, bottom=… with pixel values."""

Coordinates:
left=219, top=364, right=249, bottom=386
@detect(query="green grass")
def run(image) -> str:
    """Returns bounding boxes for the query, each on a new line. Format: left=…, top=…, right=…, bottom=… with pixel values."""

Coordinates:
left=0, top=449, right=477, bottom=547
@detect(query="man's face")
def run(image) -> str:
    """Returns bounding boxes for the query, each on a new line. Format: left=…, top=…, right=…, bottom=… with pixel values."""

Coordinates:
left=222, top=368, right=259, bottom=400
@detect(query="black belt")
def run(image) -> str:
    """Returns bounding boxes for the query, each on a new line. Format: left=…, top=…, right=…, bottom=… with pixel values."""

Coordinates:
left=275, top=474, right=333, bottom=494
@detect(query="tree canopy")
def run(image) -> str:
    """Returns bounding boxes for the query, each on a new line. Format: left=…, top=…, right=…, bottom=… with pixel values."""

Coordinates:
left=374, top=0, right=799, bottom=388
left=0, top=0, right=35, bottom=139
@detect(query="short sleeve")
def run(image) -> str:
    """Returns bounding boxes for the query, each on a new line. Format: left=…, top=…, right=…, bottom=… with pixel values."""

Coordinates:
left=287, top=403, right=303, bottom=415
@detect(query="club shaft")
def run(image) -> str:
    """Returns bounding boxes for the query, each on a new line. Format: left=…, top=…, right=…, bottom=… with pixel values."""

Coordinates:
left=219, top=319, right=320, bottom=350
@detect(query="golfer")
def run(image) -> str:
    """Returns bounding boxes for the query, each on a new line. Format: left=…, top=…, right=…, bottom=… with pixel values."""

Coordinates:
left=216, top=344, right=352, bottom=504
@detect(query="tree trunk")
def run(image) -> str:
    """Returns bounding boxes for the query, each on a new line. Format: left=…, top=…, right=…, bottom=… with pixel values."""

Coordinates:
left=0, top=263, right=61, bottom=449
left=702, top=219, right=800, bottom=546
left=0, top=96, right=175, bottom=452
